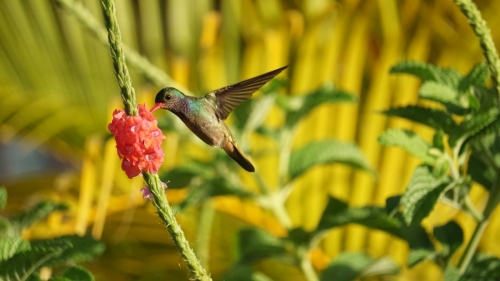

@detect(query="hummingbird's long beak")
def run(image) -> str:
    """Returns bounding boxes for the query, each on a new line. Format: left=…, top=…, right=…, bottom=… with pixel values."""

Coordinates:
left=150, top=103, right=163, bottom=112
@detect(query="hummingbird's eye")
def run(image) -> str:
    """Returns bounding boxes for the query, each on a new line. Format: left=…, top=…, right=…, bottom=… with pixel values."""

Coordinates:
left=165, top=94, right=172, bottom=100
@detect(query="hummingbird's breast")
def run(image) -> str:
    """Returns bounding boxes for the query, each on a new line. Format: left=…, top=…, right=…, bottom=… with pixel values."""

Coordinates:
left=178, top=99, right=232, bottom=147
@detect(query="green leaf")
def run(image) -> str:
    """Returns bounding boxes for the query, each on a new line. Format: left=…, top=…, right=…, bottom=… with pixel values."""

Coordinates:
left=439, top=68, right=462, bottom=88
left=315, top=197, right=403, bottom=239
left=390, top=61, right=445, bottom=83
left=11, top=201, right=67, bottom=234
left=401, top=165, right=450, bottom=225
left=0, top=217, right=12, bottom=238
left=419, top=81, right=460, bottom=105
left=461, top=253, right=500, bottom=281
left=382, top=106, right=456, bottom=133
left=286, top=227, right=312, bottom=247
left=0, top=237, right=30, bottom=262
left=37, top=235, right=104, bottom=267
left=474, top=86, right=498, bottom=112
left=320, top=252, right=374, bottom=281
left=458, top=62, right=488, bottom=92
left=223, top=265, right=274, bottom=281
left=316, top=196, right=349, bottom=225
left=378, top=129, right=436, bottom=165
left=0, top=239, right=71, bottom=280
left=432, top=130, right=445, bottom=151
left=444, top=266, right=460, bottom=281
left=434, top=221, right=463, bottom=259
left=400, top=220, right=435, bottom=267
left=237, top=228, right=287, bottom=264
left=468, top=152, right=494, bottom=190
left=467, top=91, right=481, bottom=111
left=50, top=265, right=94, bottom=281
left=391, top=61, right=461, bottom=86
left=0, top=236, right=103, bottom=281
left=433, top=157, right=450, bottom=178
left=289, top=140, right=373, bottom=181
left=385, top=196, right=401, bottom=215
left=449, top=107, right=499, bottom=147
left=408, top=249, right=434, bottom=268
left=320, top=253, right=399, bottom=281
left=361, top=257, right=400, bottom=278
left=0, top=187, right=6, bottom=211
left=280, top=84, right=357, bottom=128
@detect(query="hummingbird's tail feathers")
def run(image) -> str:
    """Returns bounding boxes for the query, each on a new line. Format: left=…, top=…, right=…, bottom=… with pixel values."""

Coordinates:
left=223, top=141, right=255, bottom=172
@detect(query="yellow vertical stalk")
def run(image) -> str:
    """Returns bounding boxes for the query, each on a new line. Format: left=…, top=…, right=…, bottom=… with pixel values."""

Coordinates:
left=322, top=10, right=368, bottom=256
left=346, top=0, right=401, bottom=251
left=286, top=22, right=321, bottom=227
left=244, top=42, right=274, bottom=192
left=242, top=25, right=289, bottom=191
left=171, top=58, right=190, bottom=89
left=75, top=136, right=100, bottom=235
left=198, top=10, right=224, bottom=92
left=300, top=7, right=347, bottom=234
left=368, top=23, right=431, bottom=260
left=92, top=138, right=118, bottom=239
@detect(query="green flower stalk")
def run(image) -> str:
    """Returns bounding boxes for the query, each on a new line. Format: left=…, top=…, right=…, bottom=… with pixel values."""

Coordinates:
left=100, top=0, right=211, bottom=280
left=452, top=0, right=500, bottom=102
left=451, top=0, right=500, bottom=275
left=100, top=0, right=137, bottom=116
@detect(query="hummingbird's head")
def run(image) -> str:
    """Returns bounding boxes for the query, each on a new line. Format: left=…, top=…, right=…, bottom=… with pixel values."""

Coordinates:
left=151, top=87, right=185, bottom=112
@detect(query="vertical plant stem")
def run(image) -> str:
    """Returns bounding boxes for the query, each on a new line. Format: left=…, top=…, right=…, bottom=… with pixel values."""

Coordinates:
left=270, top=198, right=293, bottom=229
left=451, top=0, right=500, bottom=101
left=100, top=0, right=137, bottom=116
left=457, top=218, right=488, bottom=274
left=143, top=173, right=212, bottom=281
left=299, top=247, right=319, bottom=281
left=100, top=0, right=211, bottom=279
left=278, top=129, right=293, bottom=187
left=452, top=0, right=500, bottom=275
left=458, top=175, right=500, bottom=274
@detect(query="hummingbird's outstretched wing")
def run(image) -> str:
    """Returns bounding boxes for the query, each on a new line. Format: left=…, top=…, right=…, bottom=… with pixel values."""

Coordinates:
left=208, top=65, right=288, bottom=120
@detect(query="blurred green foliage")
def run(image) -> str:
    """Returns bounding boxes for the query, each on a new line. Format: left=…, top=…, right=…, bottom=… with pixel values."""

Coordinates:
left=1, top=0, right=500, bottom=280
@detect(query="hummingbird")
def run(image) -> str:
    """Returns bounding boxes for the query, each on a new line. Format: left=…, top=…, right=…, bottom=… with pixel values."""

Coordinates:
left=151, top=66, right=288, bottom=172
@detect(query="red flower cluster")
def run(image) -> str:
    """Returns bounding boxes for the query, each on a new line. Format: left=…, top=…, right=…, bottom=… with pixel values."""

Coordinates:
left=108, top=104, right=166, bottom=178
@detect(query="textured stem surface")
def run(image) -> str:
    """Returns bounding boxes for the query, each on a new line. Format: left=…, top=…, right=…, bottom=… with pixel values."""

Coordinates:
left=143, top=173, right=212, bottom=280
left=452, top=0, right=500, bottom=101
left=100, top=0, right=137, bottom=115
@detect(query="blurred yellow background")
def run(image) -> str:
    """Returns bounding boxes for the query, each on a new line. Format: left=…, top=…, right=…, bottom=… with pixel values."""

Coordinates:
left=1, top=0, right=499, bottom=280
